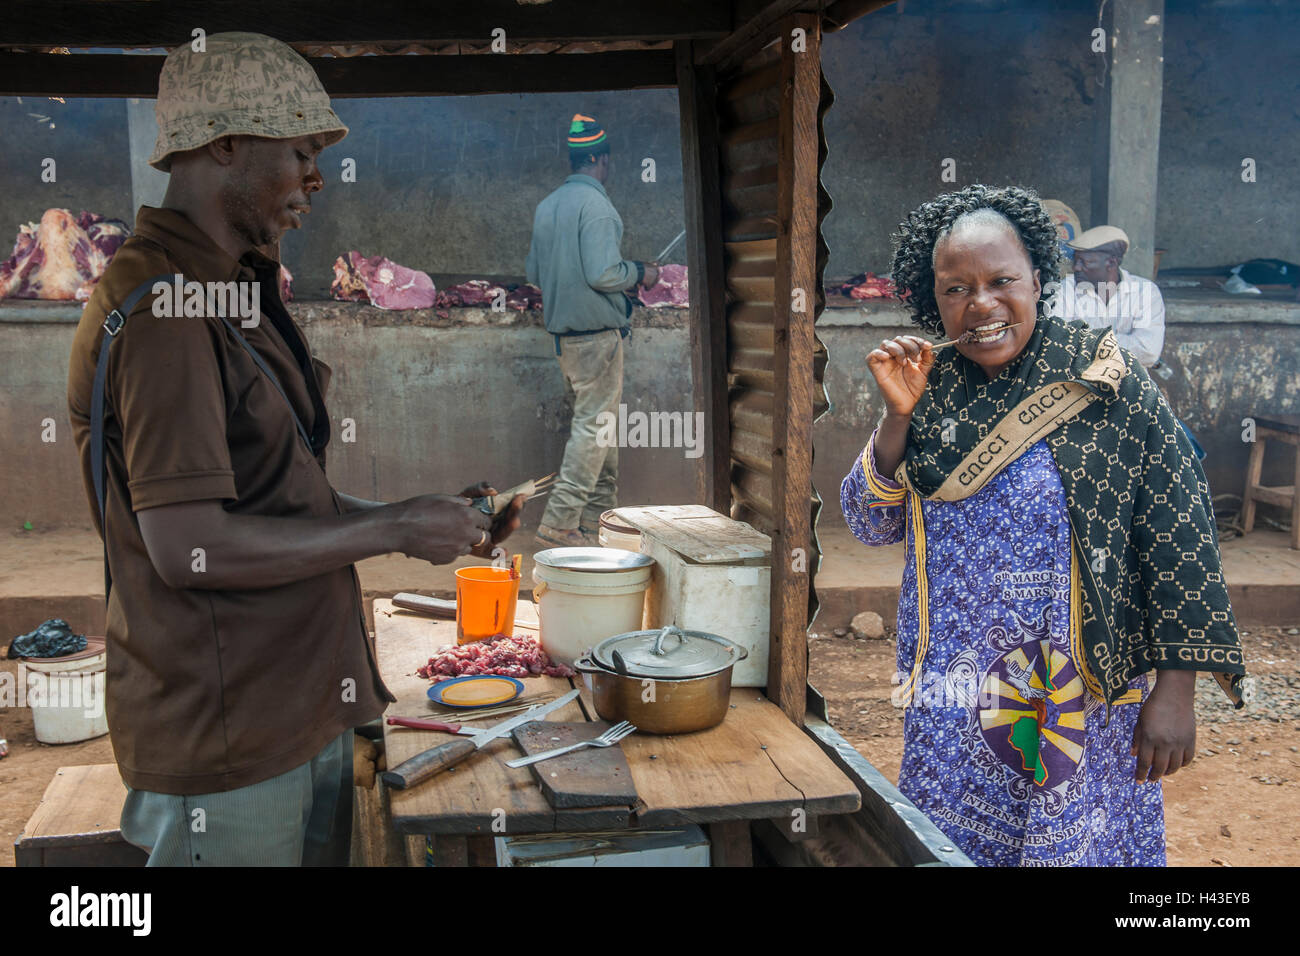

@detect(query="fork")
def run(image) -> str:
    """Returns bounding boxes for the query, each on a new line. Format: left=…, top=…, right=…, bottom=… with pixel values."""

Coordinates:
left=505, top=721, right=637, bottom=768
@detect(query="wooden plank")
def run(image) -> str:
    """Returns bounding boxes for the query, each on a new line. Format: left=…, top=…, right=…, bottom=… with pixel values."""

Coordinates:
left=624, top=690, right=859, bottom=826
left=766, top=13, right=821, bottom=724
left=613, top=505, right=770, bottom=563
left=511, top=721, right=638, bottom=809
left=375, top=602, right=858, bottom=836
left=1249, top=486, right=1296, bottom=508
left=18, top=764, right=129, bottom=848
left=697, top=0, right=805, bottom=70
left=821, top=0, right=895, bottom=32
left=0, top=1, right=733, bottom=47
left=375, top=601, right=591, bottom=835
left=0, top=49, right=677, bottom=98
left=676, top=41, right=731, bottom=513
left=708, top=821, right=753, bottom=866
left=802, top=716, right=975, bottom=866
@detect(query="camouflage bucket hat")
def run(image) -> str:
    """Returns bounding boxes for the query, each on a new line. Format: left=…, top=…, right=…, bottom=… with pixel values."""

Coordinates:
left=150, top=31, right=348, bottom=172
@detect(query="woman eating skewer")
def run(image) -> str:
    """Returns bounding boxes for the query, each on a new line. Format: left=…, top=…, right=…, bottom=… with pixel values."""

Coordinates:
left=840, top=185, right=1249, bottom=866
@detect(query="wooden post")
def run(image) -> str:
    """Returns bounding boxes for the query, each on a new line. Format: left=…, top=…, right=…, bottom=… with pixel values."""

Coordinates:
left=766, top=12, right=820, bottom=724
left=676, top=41, right=732, bottom=513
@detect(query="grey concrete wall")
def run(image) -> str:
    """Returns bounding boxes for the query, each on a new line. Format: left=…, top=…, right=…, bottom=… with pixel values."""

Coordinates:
left=0, top=305, right=699, bottom=531
left=813, top=295, right=1300, bottom=517
left=819, top=0, right=1099, bottom=281
left=3, top=3, right=1296, bottom=287
left=6, top=297, right=1297, bottom=531
left=1156, top=1, right=1300, bottom=269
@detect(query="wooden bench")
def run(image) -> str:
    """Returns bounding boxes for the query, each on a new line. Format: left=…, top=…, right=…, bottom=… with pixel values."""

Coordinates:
left=1241, top=414, right=1300, bottom=550
left=14, top=764, right=147, bottom=867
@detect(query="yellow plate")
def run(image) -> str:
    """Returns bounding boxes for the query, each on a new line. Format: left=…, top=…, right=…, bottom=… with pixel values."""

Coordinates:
left=428, top=676, right=525, bottom=708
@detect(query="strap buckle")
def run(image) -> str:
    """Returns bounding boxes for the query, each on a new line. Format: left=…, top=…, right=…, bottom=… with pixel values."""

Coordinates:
left=102, top=309, right=126, bottom=337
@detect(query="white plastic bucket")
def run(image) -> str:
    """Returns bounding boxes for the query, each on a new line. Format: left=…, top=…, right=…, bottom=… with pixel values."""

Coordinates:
left=532, top=560, right=652, bottom=667
left=23, top=637, right=109, bottom=744
left=597, top=509, right=642, bottom=552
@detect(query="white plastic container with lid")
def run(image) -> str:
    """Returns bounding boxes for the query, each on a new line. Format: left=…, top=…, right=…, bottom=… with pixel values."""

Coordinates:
left=597, top=509, right=642, bottom=552
left=22, top=637, right=110, bottom=744
left=531, top=547, right=655, bottom=667
left=613, top=505, right=771, bottom=687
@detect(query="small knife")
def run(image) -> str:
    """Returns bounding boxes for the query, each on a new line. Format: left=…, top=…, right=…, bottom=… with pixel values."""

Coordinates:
left=381, top=688, right=581, bottom=790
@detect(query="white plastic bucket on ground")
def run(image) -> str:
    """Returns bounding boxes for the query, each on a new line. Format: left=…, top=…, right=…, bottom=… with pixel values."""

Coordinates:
left=597, top=509, right=642, bottom=552
left=532, top=551, right=653, bottom=667
left=23, top=637, right=109, bottom=744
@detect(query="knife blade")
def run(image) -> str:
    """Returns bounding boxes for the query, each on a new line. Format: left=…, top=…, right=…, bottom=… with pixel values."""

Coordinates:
left=653, top=229, right=686, bottom=264
left=381, top=688, right=581, bottom=790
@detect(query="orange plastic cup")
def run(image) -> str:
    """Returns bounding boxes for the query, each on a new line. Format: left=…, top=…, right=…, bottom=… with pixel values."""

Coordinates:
left=455, top=567, right=520, bottom=644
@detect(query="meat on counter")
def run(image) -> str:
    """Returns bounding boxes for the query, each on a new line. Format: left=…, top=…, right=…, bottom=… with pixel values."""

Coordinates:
left=330, top=250, right=437, bottom=310
left=417, top=633, right=576, bottom=683
left=0, top=209, right=131, bottom=300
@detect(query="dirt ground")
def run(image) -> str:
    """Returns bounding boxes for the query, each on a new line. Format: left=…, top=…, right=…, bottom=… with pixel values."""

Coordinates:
left=808, top=624, right=1300, bottom=866
left=3, top=627, right=1297, bottom=867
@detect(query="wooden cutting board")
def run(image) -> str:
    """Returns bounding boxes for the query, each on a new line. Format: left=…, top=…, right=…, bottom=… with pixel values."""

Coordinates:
left=511, top=721, right=638, bottom=810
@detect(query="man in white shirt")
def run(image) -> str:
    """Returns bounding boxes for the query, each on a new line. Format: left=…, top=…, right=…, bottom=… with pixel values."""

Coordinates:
left=1048, top=225, right=1165, bottom=368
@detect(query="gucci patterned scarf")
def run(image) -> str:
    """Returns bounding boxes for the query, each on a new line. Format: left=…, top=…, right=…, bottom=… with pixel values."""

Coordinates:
left=898, top=315, right=1247, bottom=707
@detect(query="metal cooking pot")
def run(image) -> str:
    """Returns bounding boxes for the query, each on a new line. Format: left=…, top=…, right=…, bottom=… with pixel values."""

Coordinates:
left=573, top=625, right=748, bottom=735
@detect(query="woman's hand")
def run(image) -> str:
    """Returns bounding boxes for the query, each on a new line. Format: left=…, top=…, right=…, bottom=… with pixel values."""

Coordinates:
left=868, top=335, right=935, bottom=419
left=1131, top=669, right=1197, bottom=783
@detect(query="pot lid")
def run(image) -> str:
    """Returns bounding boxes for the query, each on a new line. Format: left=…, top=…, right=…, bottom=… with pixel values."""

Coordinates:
left=532, top=547, right=654, bottom=573
left=592, top=626, right=747, bottom=679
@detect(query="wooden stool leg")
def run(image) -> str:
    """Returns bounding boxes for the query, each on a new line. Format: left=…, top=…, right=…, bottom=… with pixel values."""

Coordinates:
left=1241, top=435, right=1266, bottom=533
left=709, top=821, right=753, bottom=866
left=1291, top=443, right=1300, bottom=550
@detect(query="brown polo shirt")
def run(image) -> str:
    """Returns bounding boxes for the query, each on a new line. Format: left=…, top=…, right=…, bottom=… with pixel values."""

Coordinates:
left=68, top=206, right=393, bottom=795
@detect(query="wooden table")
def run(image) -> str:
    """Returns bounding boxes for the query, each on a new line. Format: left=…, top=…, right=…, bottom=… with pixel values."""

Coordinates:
left=373, top=599, right=860, bottom=865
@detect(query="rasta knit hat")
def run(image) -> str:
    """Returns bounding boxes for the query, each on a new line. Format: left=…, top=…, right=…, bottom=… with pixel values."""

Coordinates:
left=568, top=114, right=609, bottom=155
left=150, top=31, right=348, bottom=172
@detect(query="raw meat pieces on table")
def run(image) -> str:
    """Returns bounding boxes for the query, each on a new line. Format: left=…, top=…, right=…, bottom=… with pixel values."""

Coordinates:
left=416, top=634, right=576, bottom=683
left=636, top=263, right=689, bottom=308
left=0, top=209, right=131, bottom=300
left=329, top=250, right=437, bottom=310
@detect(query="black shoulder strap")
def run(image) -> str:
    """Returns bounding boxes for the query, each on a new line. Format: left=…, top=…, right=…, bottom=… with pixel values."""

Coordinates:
left=91, top=273, right=174, bottom=599
left=92, top=273, right=319, bottom=602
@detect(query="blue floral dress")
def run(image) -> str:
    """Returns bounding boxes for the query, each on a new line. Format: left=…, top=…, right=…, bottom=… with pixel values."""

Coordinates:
left=841, top=434, right=1165, bottom=866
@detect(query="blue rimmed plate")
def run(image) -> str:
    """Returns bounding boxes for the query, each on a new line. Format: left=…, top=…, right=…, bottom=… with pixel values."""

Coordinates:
left=427, top=675, right=525, bottom=709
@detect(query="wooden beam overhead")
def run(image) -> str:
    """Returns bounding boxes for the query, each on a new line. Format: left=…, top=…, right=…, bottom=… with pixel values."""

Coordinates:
left=0, top=50, right=678, bottom=98
left=0, top=0, right=732, bottom=47
left=821, top=0, right=895, bottom=32
left=696, top=0, right=806, bottom=70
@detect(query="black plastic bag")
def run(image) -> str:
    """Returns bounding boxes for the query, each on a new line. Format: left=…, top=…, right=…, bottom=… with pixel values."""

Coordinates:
left=6, top=619, right=87, bottom=659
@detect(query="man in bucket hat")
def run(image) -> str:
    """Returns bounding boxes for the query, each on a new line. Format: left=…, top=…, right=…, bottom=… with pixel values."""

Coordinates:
left=68, top=32, right=522, bottom=866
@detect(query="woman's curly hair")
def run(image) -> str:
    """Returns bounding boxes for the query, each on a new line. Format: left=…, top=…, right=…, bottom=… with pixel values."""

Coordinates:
left=890, top=184, right=1062, bottom=335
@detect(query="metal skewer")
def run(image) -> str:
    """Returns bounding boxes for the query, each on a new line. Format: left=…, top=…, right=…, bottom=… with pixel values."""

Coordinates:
left=930, top=321, right=1023, bottom=350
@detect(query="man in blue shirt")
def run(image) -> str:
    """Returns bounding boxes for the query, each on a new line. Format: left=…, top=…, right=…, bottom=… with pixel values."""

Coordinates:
left=526, top=115, right=659, bottom=546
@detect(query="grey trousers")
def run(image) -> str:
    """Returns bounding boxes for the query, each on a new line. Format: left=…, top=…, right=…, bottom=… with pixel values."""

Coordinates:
left=541, top=329, right=625, bottom=531
left=119, top=730, right=354, bottom=867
